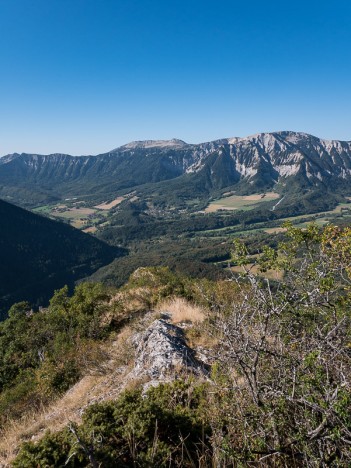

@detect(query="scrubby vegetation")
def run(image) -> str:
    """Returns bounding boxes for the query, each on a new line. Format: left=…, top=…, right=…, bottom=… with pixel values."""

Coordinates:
left=13, top=381, right=211, bottom=467
left=0, top=267, right=207, bottom=428
left=0, top=283, right=112, bottom=423
left=1, top=224, right=350, bottom=466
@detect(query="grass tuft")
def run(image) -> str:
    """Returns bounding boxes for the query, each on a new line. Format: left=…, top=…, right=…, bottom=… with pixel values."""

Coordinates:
left=157, top=297, right=206, bottom=324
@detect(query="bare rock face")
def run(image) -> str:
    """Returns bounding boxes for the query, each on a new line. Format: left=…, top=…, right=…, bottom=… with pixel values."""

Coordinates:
left=73, top=316, right=209, bottom=413
left=129, top=318, right=208, bottom=385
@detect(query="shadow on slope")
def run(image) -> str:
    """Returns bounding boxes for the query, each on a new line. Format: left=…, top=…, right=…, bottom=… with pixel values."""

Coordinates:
left=0, top=199, right=125, bottom=318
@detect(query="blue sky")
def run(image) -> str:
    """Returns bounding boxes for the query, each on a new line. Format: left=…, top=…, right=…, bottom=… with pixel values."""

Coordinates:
left=0, top=0, right=350, bottom=155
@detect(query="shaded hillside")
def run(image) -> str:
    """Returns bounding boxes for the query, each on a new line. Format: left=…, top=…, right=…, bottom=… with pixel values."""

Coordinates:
left=0, top=199, right=123, bottom=318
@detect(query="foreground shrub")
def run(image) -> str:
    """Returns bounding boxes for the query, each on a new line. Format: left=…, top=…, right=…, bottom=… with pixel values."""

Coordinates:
left=209, top=223, right=351, bottom=466
left=13, top=380, right=211, bottom=467
left=9, top=225, right=351, bottom=466
left=0, top=283, right=113, bottom=424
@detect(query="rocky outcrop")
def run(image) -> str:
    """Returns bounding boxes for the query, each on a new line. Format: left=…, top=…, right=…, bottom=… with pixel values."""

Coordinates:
left=73, top=316, right=210, bottom=408
left=128, top=318, right=208, bottom=387
left=0, top=314, right=210, bottom=464
left=66, top=315, right=209, bottom=412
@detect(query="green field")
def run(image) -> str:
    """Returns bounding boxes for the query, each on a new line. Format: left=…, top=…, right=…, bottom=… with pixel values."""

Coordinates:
left=205, top=192, right=280, bottom=212
left=195, top=202, right=351, bottom=239
left=33, top=203, right=110, bottom=229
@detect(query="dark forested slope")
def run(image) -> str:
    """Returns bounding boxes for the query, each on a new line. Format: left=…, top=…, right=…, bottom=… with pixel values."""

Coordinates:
left=0, top=199, right=122, bottom=318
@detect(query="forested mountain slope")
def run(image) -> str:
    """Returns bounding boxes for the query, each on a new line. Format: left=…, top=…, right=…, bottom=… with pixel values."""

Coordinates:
left=0, top=199, right=122, bottom=317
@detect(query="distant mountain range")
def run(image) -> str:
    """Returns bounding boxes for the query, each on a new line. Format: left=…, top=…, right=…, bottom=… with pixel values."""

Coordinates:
left=1, top=131, right=351, bottom=209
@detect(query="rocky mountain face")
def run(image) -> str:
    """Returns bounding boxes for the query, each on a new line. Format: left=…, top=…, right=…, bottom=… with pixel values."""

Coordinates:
left=1, top=132, right=351, bottom=206
left=222, top=131, right=351, bottom=188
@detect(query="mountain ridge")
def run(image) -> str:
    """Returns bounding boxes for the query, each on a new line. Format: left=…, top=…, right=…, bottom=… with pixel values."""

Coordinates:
left=1, top=131, right=351, bottom=208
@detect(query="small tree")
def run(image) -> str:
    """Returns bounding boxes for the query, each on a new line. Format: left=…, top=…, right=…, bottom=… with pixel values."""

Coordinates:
left=212, top=224, right=351, bottom=465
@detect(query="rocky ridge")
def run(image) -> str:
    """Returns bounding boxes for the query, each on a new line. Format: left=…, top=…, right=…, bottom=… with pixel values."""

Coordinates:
left=1, top=131, right=351, bottom=208
left=24, top=313, right=209, bottom=438
left=0, top=311, right=210, bottom=466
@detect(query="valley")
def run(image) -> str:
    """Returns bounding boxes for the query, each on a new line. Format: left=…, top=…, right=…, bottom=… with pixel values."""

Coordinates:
left=1, top=131, right=349, bottom=298
left=31, top=195, right=131, bottom=231
left=2, top=1, right=350, bottom=464
left=1, top=132, right=351, bottom=466
left=33, top=201, right=110, bottom=230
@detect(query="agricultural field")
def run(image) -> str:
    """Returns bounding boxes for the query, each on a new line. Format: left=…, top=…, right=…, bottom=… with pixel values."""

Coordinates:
left=83, top=226, right=98, bottom=233
left=51, top=207, right=97, bottom=228
left=94, top=196, right=125, bottom=210
left=205, top=192, right=280, bottom=213
left=280, top=202, right=351, bottom=227
left=34, top=203, right=109, bottom=229
left=195, top=201, right=351, bottom=240
left=32, top=192, right=140, bottom=230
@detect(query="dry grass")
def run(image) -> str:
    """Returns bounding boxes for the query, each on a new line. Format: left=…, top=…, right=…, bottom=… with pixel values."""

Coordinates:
left=110, top=286, right=155, bottom=313
left=0, top=375, right=100, bottom=465
left=0, top=327, right=138, bottom=466
left=95, top=196, right=125, bottom=210
left=82, top=226, right=97, bottom=233
left=156, top=297, right=206, bottom=324
left=185, top=326, right=219, bottom=350
left=264, top=227, right=287, bottom=234
left=230, top=263, right=284, bottom=281
left=110, top=325, right=136, bottom=367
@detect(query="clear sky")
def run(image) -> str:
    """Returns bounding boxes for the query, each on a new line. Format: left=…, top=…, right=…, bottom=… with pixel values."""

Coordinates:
left=0, top=0, right=350, bottom=155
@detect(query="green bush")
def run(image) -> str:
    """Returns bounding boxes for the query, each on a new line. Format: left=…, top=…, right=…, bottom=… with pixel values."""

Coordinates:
left=14, top=381, right=212, bottom=467
left=0, top=283, right=114, bottom=423
left=13, top=430, right=73, bottom=468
